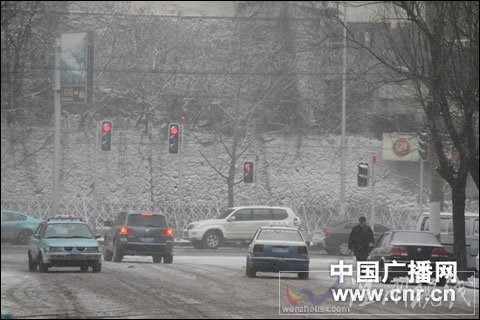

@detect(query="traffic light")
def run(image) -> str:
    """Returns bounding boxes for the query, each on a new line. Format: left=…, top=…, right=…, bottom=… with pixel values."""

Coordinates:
left=418, top=132, right=428, bottom=161
left=243, top=161, right=254, bottom=183
left=168, top=123, right=180, bottom=154
left=101, top=120, right=112, bottom=152
left=357, top=163, right=368, bottom=187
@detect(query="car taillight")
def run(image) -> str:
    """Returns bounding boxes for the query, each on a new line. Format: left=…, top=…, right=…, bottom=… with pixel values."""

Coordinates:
left=390, top=246, right=408, bottom=256
left=297, top=246, right=308, bottom=254
left=431, top=248, right=448, bottom=257
left=324, top=229, right=333, bottom=236
left=253, top=244, right=264, bottom=253
left=119, top=226, right=134, bottom=235
left=161, top=228, right=174, bottom=237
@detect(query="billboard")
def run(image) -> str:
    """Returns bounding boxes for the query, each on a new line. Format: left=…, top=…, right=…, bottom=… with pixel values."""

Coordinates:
left=382, top=133, right=421, bottom=161
left=60, top=33, right=87, bottom=103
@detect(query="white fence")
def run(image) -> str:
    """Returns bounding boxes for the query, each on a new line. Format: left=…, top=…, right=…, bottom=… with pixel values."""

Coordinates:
left=1, top=198, right=420, bottom=233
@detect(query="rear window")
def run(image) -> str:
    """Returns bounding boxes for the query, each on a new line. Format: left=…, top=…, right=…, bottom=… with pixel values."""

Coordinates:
left=127, top=214, right=167, bottom=228
left=391, top=232, right=441, bottom=246
left=271, top=209, right=288, bottom=220
left=257, top=229, right=303, bottom=242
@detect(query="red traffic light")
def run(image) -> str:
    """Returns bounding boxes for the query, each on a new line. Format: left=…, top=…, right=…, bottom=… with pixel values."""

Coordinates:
left=170, top=126, right=179, bottom=135
left=103, top=122, right=111, bottom=133
left=245, top=164, right=252, bottom=172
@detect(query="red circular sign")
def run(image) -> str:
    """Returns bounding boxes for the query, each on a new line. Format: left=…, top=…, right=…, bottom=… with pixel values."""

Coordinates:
left=393, top=138, right=410, bottom=157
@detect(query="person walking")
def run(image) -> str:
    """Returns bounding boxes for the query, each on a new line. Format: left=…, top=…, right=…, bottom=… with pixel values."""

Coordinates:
left=348, top=216, right=374, bottom=262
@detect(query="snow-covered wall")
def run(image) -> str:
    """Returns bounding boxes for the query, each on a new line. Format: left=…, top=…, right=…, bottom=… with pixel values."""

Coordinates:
left=0, top=122, right=419, bottom=204
left=1, top=121, right=477, bottom=230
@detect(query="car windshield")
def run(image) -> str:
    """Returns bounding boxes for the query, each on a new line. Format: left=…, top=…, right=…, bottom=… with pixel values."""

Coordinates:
left=257, top=229, right=303, bottom=242
left=127, top=214, right=167, bottom=227
left=44, top=223, right=93, bottom=239
left=391, top=232, right=441, bottom=246
left=216, top=208, right=235, bottom=220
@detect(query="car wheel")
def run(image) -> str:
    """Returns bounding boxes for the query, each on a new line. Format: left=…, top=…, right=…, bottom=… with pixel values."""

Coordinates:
left=16, top=229, right=33, bottom=245
left=192, top=241, right=204, bottom=249
left=337, top=242, right=352, bottom=256
left=246, top=259, right=256, bottom=278
left=28, top=252, right=37, bottom=272
left=112, top=239, right=123, bottom=262
left=153, top=256, right=162, bottom=263
left=38, top=253, right=48, bottom=273
left=163, top=253, right=173, bottom=264
left=203, top=230, right=222, bottom=250
left=103, top=241, right=113, bottom=261
left=92, top=263, right=102, bottom=273
left=80, top=265, right=89, bottom=272
left=298, top=271, right=309, bottom=280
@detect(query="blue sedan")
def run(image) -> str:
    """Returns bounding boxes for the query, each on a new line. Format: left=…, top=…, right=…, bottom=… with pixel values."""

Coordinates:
left=1, top=210, right=43, bottom=244
left=246, top=227, right=310, bottom=279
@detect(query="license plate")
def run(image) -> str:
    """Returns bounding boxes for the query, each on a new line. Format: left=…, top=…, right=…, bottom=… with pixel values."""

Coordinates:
left=272, top=247, right=289, bottom=254
left=141, top=237, right=154, bottom=243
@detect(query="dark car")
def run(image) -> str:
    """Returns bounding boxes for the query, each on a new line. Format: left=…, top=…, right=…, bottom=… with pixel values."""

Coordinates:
left=103, top=211, right=174, bottom=263
left=368, top=230, right=449, bottom=284
left=319, top=220, right=390, bottom=255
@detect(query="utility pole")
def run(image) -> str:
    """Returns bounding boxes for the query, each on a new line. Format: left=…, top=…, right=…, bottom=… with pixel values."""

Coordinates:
left=340, top=2, right=348, bottom=219
left=52, top=36, right=62, bottom=216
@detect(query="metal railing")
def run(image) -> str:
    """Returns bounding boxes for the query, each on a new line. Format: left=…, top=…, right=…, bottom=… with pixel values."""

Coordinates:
left=1, top=197, right=420, bottom=234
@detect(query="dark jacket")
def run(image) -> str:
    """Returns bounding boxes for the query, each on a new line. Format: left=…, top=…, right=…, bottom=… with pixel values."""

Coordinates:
left=348, top=224, right=374, bottom=255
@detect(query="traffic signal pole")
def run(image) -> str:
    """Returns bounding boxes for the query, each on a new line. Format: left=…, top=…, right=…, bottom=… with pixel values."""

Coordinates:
left=176, top=119, right=186, bottom=234
left=370, top=154, right=377, bottom=232
left=419, top=159, right=424, bottom=216
left=94, top=115, right=100, bottom=228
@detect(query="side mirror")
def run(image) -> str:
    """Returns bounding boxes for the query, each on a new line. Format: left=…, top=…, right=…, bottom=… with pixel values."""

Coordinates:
left=227, top=216, right=236, bottom=222
left=95, top=234, right=101, bottom=239
left=104, top=220, right=113, bottom=227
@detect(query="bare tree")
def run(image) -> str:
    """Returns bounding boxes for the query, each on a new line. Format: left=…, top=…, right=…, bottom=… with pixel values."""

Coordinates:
left=328, top=1, right=478, bottom=275
left=1, top=1, right=68, bottom=125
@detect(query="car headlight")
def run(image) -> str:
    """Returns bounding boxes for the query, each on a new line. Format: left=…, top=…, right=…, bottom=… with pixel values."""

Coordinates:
left=85, top=247, right=99, bottom=253
left=188, top=223, right=204, bottom=230
left=47, top=247, right=63, bottom=253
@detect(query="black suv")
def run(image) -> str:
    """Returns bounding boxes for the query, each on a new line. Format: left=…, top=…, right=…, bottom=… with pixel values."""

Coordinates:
left=103, top=211, right=174, bottom=263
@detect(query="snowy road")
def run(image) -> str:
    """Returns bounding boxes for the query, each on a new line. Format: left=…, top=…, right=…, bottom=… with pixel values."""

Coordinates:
left=1, top=244, right=478, bottom=319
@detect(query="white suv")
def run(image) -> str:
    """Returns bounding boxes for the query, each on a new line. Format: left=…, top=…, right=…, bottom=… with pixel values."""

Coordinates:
left=183, top=206, right=301, bottom=249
